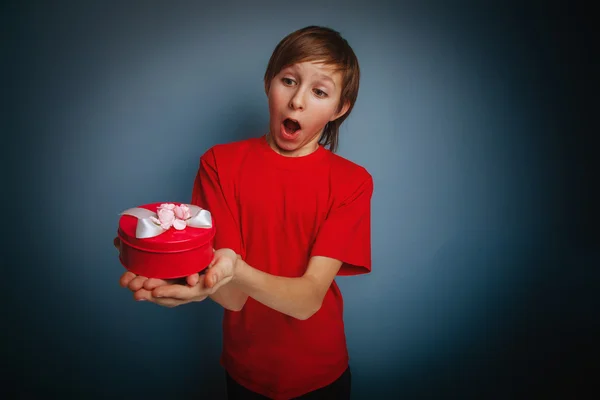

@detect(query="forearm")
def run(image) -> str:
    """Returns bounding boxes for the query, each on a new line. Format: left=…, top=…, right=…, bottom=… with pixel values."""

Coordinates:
left=208, top=281, right=248, bottom=311
left=233, top=259, right=321, bottom=320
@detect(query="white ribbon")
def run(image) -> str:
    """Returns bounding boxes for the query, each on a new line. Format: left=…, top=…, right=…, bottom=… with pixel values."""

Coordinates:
left=120, top=204, right=212, bottom=239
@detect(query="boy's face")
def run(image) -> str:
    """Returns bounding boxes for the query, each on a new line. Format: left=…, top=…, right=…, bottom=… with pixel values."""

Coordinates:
left=266, top=61, right=349, bottom=157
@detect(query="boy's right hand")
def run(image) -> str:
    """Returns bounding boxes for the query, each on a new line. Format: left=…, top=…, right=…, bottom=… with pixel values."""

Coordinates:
left=114, top=236, right=170, bottom=299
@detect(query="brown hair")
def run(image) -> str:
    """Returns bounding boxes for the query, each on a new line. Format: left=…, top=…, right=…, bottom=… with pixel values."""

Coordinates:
left=264, top=26, right=360, bottom=153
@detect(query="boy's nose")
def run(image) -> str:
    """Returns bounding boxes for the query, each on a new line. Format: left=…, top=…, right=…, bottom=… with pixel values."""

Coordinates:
left=289, top=92, right=305, bottom=110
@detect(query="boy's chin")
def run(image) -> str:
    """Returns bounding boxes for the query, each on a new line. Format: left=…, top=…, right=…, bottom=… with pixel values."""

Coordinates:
left=271, top=134, right=294, bottom=150
left=268, top=133, right=299, bottom=152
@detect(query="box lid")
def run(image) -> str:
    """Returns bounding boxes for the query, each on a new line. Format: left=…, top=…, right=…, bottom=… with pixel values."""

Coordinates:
left=118, top=202, right=216, bottom=253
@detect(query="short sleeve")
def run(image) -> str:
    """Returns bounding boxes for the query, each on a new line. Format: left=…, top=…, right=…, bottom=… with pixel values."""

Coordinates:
left=191, top=149, right=243, bottom=256
left=310, top=175, right=373, bottom=276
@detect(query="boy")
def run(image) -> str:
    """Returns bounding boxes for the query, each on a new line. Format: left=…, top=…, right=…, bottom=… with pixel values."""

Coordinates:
left=119, top=26, right=373, bottom=399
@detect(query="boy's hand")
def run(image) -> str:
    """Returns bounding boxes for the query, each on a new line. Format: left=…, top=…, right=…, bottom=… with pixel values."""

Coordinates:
left=115, top=237, right=238, bottom=307
left=137, top=249, right=238, bottom=307
left=120, top=271, right=211, bottom=307
left=203, top=248, right=238, bottom=291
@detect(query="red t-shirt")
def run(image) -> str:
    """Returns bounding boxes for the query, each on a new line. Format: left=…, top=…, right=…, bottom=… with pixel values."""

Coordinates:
left=191, top=136, right=373, bottom=399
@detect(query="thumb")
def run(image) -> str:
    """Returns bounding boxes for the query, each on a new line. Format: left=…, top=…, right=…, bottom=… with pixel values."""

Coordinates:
left=113, top=237, right=121, bottom=250
left=208, top=253, right=218, bottom=268
left=187, top=273, right=200, bottom=286
left=205, top=268, right=219, bottom=289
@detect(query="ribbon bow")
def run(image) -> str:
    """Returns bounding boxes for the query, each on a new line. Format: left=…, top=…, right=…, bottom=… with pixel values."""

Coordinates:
left=120, top=204, right=212, bottom=239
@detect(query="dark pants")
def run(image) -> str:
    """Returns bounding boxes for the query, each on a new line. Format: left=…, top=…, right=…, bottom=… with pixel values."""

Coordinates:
left=226, top=367, right=351, bottom=400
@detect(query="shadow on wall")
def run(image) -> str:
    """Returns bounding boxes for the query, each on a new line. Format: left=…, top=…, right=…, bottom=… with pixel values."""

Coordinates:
left=385, top=230, right=598, bottom=398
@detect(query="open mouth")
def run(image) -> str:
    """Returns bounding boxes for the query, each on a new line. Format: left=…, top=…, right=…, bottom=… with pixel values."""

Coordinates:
left=283, top=118, right=301, bottom=135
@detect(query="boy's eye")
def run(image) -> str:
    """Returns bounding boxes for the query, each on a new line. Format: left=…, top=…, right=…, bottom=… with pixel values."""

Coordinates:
left=282, top=78, right=295, bottom=86
left=313, top=89, right=327, bottom=98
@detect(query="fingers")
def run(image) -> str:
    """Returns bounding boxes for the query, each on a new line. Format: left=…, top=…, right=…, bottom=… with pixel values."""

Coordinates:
left=151, top=285, right=187, bottom=300
left=122, top=270, right=210, bottom=307
left=133, top=288, right=190, bottom=306
left=143, top=278, right=172, bottom=290
left=152, top=274, right=209, bottom=300
left=132, top=288, right=153, bottom=301
left=152, top=283, right=195, bottom=300
left=119, top=271, right=137, bottom=288
left=133, top=289, right=186, bottom=306
left=137, top=275, right=201, bottom=291
left=131, top=276, right=210, bottom=307
left=186, top=273, right=200, bottom=286
left=132, top=288, right=181, bottom=306
left=127, top=275, right=148, bottom=291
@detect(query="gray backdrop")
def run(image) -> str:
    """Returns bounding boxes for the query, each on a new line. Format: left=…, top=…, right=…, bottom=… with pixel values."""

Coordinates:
left=4, top=0, right=596, bottom=399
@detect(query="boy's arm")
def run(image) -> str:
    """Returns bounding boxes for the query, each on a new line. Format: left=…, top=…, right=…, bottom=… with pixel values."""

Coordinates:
left=140, top=251, right=344, bottom=318
left=230, top=255, right=343, bottom=320
left=208, top=283, right=247, bottom=311
left=210, top=174, right=372, bottom=319
left=145, top=251, right=341, bottom=319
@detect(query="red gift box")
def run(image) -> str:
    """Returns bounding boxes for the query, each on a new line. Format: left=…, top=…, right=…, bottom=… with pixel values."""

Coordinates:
left=117, top=202, right=215, bottom=279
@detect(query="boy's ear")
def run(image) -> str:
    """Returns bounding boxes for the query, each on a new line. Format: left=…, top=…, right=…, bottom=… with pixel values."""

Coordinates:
left=331, top=100, right=351, bottom=121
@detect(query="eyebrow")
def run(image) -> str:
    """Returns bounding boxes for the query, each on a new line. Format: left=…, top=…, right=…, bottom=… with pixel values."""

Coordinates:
left=316, top=74, right=336, bottom=89
left=283, top=66, right=337, bottom=89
